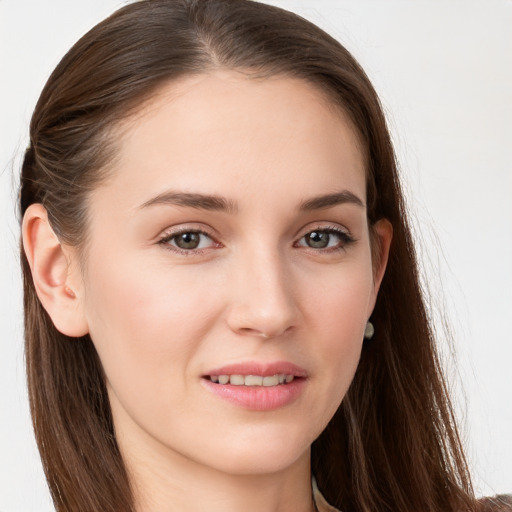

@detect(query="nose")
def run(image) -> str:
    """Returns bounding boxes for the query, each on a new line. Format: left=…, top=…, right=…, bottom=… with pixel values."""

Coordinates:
left=226, top=249, right=300, bottom=339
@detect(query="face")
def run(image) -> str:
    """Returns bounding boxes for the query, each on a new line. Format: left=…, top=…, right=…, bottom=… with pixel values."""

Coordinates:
left=75, top=71, right=389, bottom=477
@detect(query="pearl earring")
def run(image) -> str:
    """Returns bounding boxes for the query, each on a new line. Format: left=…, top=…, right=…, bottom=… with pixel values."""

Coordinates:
left=364, top=321, right=375, bottom=340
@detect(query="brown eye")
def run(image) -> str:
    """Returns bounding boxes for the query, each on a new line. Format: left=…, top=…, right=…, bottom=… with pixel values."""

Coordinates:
left=297, top=227, right=354, bottom=251
left=304, top=231, right=330, bottom=248
left=174, top=232, right=202, bottom=249
left=159, top=230, right=215, bottom=252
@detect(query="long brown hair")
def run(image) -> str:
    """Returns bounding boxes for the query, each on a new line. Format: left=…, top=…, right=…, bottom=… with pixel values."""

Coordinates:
left=20, top=1, right=477, bottom=510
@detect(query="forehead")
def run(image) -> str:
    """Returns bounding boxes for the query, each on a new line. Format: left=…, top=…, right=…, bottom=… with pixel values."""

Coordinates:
left=98, top=71, right=366, bottom=210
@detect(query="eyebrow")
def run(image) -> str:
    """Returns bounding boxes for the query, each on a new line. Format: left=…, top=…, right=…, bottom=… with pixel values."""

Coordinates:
left=139, top=189, right=364, bottom=213
left=139, top=191, right=238, bottom=214
left=299, top=190, right=365, bottom=211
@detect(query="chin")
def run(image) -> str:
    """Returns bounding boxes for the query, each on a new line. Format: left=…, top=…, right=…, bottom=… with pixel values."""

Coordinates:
left=200, top=430, right=312, bottom=476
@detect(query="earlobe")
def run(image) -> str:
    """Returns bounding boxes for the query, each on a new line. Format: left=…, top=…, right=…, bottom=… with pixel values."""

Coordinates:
left=22, top=204, right=89, bottom=337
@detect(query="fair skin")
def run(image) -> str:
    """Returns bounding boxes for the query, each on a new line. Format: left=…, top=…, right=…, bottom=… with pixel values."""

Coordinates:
left=23, top=71, right=392, bottom=512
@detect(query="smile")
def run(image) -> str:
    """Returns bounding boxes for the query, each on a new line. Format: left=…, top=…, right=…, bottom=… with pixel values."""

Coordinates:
left=201, top=362, right=307, bottom=411
left=208, top=374, right=295, bottom=386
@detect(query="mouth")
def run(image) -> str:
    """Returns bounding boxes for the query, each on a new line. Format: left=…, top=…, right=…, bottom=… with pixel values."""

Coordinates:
left=205, top=374, right=297, bottom=386
left=201, top=362, right=307, bottom=410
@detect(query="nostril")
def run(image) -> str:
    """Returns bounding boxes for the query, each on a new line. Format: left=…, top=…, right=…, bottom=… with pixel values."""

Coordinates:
left=226, top=294, right=299, bottom=340
left=237, top=326, right=293, bottom=339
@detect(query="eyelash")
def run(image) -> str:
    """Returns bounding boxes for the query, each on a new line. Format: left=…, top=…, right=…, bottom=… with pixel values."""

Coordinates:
left=157, top=225, right=356, bottom=255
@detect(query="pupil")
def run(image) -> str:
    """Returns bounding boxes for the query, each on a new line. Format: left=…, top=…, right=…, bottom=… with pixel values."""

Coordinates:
left=307, top=231, right=329, bottom=248
left=176, top=232, right=200, bottom=249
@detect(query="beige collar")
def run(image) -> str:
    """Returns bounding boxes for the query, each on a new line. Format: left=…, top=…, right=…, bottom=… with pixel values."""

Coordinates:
left=312, top=478, right=342, bottom=512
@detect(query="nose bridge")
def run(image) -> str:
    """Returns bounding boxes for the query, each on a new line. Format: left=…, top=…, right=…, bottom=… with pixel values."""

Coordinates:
left=227, top=243, right=298, bottom=338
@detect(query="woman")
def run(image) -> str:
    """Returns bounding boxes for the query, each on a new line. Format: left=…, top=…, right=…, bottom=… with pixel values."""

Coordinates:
left=17, top=0, right=510, bottom=511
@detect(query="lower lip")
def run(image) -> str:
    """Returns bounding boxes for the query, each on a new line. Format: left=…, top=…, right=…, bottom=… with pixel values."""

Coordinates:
left=201, top=378, right=306, bottom=411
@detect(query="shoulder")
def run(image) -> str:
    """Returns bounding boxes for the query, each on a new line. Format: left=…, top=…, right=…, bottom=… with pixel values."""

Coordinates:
left=478, top=495, right=512, bottom=512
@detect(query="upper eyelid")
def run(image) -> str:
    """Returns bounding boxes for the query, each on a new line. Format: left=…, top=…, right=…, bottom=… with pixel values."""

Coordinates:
left=161, top=229, right=213, bottom=241
left=296, top=222, right=351, bottom=238
left=158, top=224, right=218, bottom=241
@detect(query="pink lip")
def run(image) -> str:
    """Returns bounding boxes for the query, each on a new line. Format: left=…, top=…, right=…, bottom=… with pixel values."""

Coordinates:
left=201, top=361, right=308, bottom=411
left=204, top=361, right=308, bottom=378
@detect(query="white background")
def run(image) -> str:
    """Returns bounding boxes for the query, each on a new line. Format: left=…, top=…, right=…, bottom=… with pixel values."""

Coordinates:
left=1, top=1, right=511, bottom=510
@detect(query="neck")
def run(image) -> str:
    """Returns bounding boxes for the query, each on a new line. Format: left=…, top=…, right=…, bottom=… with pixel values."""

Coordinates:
left=123, top=440, right=314, bottom=512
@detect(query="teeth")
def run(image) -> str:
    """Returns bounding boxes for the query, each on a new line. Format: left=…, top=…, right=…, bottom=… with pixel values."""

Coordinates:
left=263, top=375, right=279, bottom=386
left=244, top=375, right=263, bottom=386
left=209, top=374, right=295, bottom=386
left=230, top=375, right=244, bottom=385
left=218, top=375, right=230, bottom=385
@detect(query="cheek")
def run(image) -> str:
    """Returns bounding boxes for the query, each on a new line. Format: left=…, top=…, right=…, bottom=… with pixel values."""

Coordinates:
left=300, top=258, right=373, bottom=424
left=305, top=256, right=373, bottom=342
left=81, top=249, right=222, bottom=413
left=84, top=247, right=219, bottom=345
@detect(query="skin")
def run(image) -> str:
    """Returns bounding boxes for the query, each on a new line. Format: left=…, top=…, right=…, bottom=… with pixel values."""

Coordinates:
left=23, top=71, right=392, bottom=512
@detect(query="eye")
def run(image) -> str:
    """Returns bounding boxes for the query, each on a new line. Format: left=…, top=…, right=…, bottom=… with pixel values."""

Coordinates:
left=159, top=229, right=216, bottom=252
left=296, top=227, right=354, bottom=250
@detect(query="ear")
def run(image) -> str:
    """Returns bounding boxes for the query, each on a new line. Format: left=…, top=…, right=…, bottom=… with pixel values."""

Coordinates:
left=367, top=218, right=393, bottom=315
left=22, top=204, right=89, bottom=337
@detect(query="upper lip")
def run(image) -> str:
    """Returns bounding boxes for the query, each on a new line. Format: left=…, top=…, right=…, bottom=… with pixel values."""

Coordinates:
left=204, top=361, right=308, bottom=378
